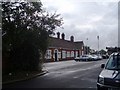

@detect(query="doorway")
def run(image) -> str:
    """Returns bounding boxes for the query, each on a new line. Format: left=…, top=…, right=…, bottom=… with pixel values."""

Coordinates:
left=54, top=49, right=58, bottom=61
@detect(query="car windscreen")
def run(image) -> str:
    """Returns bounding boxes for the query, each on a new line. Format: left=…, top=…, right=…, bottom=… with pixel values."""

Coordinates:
left=105, top=54, right=120, bottom=70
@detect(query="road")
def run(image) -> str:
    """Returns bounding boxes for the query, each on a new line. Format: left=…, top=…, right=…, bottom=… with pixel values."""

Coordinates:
left=3, top=59, right=107, bottom=89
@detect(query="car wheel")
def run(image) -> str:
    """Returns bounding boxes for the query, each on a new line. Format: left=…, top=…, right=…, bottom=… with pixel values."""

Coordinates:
left=97, top=85, right=102, bottom=90
left=75, top=60, right=77, bottom=62
left=97, top=85, right=107, bottom=90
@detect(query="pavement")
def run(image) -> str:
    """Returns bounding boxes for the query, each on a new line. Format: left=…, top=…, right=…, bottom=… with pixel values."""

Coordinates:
left=3, top=70, right=48, bottom=85
left=3, top=60, right=74, bottom=85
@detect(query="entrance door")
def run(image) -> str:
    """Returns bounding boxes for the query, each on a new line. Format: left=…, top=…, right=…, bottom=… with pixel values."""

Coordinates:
left=55, top=53, right=57, bottom=61
left=54, top=49, right=58, bottom=61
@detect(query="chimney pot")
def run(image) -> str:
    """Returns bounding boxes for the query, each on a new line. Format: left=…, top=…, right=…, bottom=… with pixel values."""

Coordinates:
left=61, top=33, right=65, bottom=40
left=70, top=36, right=74, bottom=42
left=57, top=32, right=60, bottom=39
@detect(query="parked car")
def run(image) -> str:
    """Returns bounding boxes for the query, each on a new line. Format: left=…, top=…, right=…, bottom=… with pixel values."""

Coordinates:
left=74, top=55, right=88, bottom=61
left=74, top=57, right=81, bottom=61
left=91, top=55, right=99, bottom=61
left=90, top=54, right=102, bottom=61
left=97, top=52, right=120, bottom=90
left=102, top=54, right=109, bottom=59
left=79, top=55, right=92, bottom=61
left=97, top=55, right=103, bottom=60
left=75, top=54, right=100, bottom=61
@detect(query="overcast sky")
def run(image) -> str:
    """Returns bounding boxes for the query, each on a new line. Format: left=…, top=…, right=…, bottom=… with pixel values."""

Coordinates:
left=41, top=0, right=119, bottom=50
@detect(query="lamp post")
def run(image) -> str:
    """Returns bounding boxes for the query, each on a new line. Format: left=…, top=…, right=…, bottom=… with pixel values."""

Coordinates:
left=86, top=38, right=88, bottom=54
left=97, top=36, right=99, bottom=55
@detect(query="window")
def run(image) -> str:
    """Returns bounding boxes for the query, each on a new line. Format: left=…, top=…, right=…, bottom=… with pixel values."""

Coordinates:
left=67, top=51, right=70, bottom=57
left=105, top=55, right=120, bottom=70
left=62, top=50, right=66, bottom=59
left=58, top=52, right=61, bottom=59
left=71, top=51, right=74, bottom=57
left=46, top=50, right=52, bottom=59
left=75, top=51, right=78, bottom=58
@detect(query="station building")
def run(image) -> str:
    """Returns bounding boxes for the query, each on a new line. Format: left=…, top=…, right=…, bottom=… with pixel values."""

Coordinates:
left=45, top=32, right=84, bottom=62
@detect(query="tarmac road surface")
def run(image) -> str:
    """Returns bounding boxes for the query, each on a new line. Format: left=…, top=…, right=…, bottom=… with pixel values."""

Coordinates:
left=3, top=59, right=107, bottom=89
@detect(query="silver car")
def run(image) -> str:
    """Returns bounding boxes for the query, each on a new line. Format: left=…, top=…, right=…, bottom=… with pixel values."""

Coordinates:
left=79, top=55, right=92, bottom=61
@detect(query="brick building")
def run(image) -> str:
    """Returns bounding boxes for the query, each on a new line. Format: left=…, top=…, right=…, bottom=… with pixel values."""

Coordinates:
left=45, top=32, right=84, bottom=62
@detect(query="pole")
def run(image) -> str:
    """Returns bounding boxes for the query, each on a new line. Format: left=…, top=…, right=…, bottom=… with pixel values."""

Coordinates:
left=97, top=36, right=99, bottom=55
left=86, top=38, right=88, bottom=54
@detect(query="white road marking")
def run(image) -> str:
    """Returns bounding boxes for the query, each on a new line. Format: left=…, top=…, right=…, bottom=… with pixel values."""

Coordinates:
left=89, top=87, right=94, bottom=88
left=73, top=76, right=78, bottom=79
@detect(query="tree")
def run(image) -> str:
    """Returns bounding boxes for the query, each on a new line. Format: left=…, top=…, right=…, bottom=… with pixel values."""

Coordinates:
left=2, top=1, right=63, bottom=73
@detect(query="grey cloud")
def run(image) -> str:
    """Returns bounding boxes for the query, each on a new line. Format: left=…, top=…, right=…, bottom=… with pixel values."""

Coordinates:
left=42, top=1, right=118, bottom=50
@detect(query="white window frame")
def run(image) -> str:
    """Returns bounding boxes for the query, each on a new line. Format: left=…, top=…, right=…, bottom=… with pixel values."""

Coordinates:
left=67, top=51, right=70, bottom=57
left=75, top=51, right=78, bottom=58
left=46, top=50, right=52, bottom=59
left=71, top=51, right=74, bottom=57
left=62, top=50, right=66, bottom=59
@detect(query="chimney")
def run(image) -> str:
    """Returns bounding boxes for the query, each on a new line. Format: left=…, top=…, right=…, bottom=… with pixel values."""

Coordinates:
left=61, top=33, right=65, bottom=40
left=70, top=36, right=74, bottom=42
left=57, top=32, right=60, bottom=39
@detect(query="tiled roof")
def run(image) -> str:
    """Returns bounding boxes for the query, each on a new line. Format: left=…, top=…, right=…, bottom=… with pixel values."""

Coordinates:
left=48, top=37, right=84, bottom=50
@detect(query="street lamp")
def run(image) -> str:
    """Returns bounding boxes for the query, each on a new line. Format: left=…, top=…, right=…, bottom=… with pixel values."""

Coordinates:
left=86, top=38, right=88, bottom=54
left=97, top=35, right=99, bottom=55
